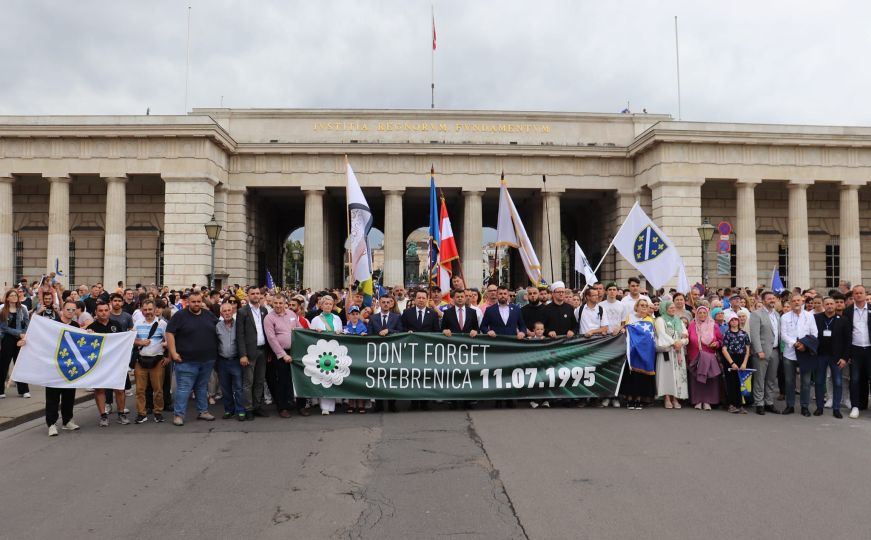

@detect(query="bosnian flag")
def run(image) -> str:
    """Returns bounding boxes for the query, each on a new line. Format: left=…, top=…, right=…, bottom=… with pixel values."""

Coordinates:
left=438, top=197, right=459, bottom=298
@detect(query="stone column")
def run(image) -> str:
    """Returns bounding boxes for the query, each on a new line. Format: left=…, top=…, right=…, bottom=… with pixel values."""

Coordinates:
left=46, top=176, right=72, bottom=287
left=840, top=182, right=863, bottom=286
left=462, top=187, right=484, bottom=287
left=224, top=187, right=248, bottom=285
left=383, top=188, right=405, bottom=287
left=102, top=176, right=128, bottom=288
left=213, top=185, right=228, bottom=278
left=0, top=176, right=14, bottom=288
left=787, top=182, right=811, bottom=290
left=162, top=176, right=217, bottom=289
left=735, top=179, right=760, bottom=288
left=303, top=188, right=325, bottom=291
left=540, top=190, right=563, bottom=284
left=612, top=189, right=638, bottom=285
left=650, top=179, right=704, bottom=286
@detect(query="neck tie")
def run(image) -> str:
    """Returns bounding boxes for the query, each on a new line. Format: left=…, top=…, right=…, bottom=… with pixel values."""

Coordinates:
left=418, top=309, right=423, bottom=327
left=458, top=307, right=464, bottom=329
left=382, top=314, right=387, bottom=327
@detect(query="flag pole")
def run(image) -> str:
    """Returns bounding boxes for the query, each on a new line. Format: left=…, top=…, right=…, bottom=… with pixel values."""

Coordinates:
left=439, top=189, right=466, bottom=287
left=589, top=201, right=640, bottom=283
left=184, top=5, right=191, bottom=113
left=674, top=15, right=682, bottom=121
left=431, top=4, right=435, bottom=109
left=542, top=175, right=556, bottom=284
left=344, top=156, right=354, bottom=312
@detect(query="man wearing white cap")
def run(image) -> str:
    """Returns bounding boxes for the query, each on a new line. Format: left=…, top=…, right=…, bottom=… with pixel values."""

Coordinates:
left=543, top=281, right=577, bottom=338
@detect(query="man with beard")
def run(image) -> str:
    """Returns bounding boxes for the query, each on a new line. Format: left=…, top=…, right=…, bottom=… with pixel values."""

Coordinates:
left=543, top=282, right=577, bottom=338
left=521, top=286, right=546, bottom=336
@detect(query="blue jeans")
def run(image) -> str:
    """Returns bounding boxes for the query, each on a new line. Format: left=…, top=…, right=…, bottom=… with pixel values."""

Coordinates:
left=816, top=355, right=842, bottom=409
left=173, top=360, right=215, bottom=418
left=217, top=355, right=245, bottom=414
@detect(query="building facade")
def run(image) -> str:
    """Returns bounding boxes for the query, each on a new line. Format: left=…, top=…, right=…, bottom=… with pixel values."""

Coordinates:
left=0, top=109, right=867, bottom=291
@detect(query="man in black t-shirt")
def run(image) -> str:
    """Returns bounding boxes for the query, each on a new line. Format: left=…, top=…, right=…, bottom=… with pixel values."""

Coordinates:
left=166, top=290, right=219, bottom=426
left=34, top=291, right=59, bottom=321
left=543, top=281, right=577, bottom=338
left=521, top=286, right=546, bottom=336
left=89, top=302, right=130, bottom=427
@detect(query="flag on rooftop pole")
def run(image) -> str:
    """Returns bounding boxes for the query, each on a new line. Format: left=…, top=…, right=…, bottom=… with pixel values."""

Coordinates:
left=574, top=241, right=597, bottom=286
left=346, top=160, right=374, bottom=307
left=495, top=173, right=545, bottom=287
left=12, top=316, right=135, bottom=390
left=612, top=202, right=683, bottom=289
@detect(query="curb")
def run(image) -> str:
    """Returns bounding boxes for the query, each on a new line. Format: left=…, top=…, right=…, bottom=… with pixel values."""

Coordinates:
left=0, top=391, right=95, bottom=432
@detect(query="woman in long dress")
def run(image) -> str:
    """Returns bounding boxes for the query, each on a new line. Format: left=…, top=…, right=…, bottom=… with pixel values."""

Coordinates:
left=655, top=301, right=689, bottom=409
left=687, top=305, right=723, bottom=410
left=620, top=299, right=657, bottom=410
left=308, top=295, right=344, bottom=415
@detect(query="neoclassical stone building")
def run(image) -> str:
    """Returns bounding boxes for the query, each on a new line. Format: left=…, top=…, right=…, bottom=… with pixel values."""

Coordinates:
left=0, top=109, right=867, bottom=291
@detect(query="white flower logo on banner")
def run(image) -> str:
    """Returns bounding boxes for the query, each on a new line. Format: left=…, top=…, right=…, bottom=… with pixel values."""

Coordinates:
left=302, top=339, right=352, bottom=388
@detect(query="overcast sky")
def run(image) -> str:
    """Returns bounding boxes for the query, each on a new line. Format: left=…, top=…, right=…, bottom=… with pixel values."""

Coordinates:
left=2, top=1, right=870, bottom=126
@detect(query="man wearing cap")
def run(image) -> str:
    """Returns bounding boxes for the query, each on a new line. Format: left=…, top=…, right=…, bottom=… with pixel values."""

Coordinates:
left=543, top=281, right=577, bottom=338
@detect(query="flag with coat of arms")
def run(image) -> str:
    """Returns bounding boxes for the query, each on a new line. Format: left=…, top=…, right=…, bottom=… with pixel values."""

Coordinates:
left=626, top=318, right=656, bottom=375
left=613, top=202, right=683, bottom=289
left=12, top=316, right=135, bottom=390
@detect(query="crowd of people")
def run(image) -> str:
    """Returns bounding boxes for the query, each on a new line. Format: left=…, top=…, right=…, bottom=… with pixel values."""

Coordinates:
left=0, top=272, right=868, bottom=437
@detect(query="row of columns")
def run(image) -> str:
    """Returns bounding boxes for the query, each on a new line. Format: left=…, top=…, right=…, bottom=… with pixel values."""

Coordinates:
left=0, top=174, right=129, bottom=289
left=732, top=180, right=862, bottom=290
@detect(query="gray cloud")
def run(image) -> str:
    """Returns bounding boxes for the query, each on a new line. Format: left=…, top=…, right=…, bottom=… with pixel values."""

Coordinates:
left=2, top=0, right=868, bottom=126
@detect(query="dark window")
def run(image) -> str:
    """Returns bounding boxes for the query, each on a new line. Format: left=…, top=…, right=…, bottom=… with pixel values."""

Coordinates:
left=68, top=240, right=76, bottom=286
left=826, top=239, right=840, bottom=289
left=13, top=233, right=23, bottom=283
left=157, top=233, right=164, bottom=286
left=778, top=241, right=788, bottom=288
left=729, top=242, right=737, bottom=288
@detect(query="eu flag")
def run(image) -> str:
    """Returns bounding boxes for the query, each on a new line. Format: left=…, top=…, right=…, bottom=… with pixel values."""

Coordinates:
left=626, top=320, right=656, bottom=375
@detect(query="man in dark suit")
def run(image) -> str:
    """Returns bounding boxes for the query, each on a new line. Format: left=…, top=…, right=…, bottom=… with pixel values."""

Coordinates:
left=442, top=288, right=479, bottom=410
left=840, top=285, right=871, bottom=419
left=401, top=289, right=440, bottom=410
left=368, top=295, right=404, bottom=336
left=441, top=289, right=480, bottom=337
left=815, top=296, right=846, bottom=418
left=235, top=286, right=271, bottom=418
left=369, top=295, right=403, bottom=413
left=480, top=285, right=527, bottom=339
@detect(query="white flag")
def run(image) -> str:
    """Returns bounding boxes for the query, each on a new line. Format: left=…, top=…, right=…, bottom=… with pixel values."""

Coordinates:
left=574, top=241, right=598, bottom=285
left=677, top=264, right=690, bottom=294
left=346, top=161, right=373, bottom=286
left=495, top=177, right=544, bottom=286
left=12, top=316, right=135, bottom=390
left=613, top=203, right=683, bottom=289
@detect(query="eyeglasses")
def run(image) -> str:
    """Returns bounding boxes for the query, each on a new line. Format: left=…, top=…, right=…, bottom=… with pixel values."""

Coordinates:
left=64, top=307, right=76, bottom=312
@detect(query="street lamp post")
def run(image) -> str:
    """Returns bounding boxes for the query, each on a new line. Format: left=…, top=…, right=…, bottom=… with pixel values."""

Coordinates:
left=696, top=218, right=716, bottom=289
left=204, top=215, right=222, bottom=289
left=291, top=247, right=301, bottom=289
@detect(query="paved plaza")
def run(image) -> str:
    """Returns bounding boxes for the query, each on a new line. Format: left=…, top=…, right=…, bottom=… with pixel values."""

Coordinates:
left=1, top=400, right=867, bottom=540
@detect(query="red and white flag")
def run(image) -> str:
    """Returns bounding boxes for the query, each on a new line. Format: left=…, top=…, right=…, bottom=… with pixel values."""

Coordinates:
left=438, top=198, right=458, bottom=298
left=432, top=10, right=437, bottom=50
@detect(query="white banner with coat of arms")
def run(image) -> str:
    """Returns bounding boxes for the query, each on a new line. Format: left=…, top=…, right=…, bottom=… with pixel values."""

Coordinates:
left=12, top=316, right=135, bottom=390
left=612, top=202, right=683, bottom=289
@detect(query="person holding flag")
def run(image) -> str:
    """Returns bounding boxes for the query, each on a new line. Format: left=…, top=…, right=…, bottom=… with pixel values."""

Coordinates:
left=495, top=173, right=546, bottom=288
left=622, top=298, right=657, bottom=410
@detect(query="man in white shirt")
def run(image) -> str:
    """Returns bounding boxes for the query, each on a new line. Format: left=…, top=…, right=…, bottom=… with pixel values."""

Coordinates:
left=598, top=283, right=626, bottom=408
left=780, top=293, right=818, bottom=416
left=620, top=277, right=651, bottom=312
left=578, top=289, right=607, bottom=338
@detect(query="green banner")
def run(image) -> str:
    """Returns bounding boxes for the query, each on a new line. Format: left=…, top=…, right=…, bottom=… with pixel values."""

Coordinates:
left=290, top=330, right=627, bottom=400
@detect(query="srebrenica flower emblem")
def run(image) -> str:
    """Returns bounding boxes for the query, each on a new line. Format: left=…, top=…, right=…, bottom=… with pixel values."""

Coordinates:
left=302, top=339, right=352, bottom=387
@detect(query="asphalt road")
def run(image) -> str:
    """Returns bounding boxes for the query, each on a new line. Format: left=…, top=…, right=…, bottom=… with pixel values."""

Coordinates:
left=1, top=401, right=868, bottom=540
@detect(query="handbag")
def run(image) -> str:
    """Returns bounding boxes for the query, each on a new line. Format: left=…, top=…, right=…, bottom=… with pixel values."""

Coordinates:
left=133, top=321, right=160, bottom=369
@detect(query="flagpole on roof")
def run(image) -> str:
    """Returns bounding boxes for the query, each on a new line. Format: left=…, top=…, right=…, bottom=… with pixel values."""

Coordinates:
left=431, top=4, right=436, bottom=109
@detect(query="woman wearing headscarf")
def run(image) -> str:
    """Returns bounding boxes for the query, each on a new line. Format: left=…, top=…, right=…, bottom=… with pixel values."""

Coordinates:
left=620, top=299, right=657, bottom=410
left=655, top=300, right=689, bottom=409
left=687, top=305, right=723, bottom=410
left=711, top=307, right=727, bottom=335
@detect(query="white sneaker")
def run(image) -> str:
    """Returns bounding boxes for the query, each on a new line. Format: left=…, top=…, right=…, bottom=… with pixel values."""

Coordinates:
left=48, top=425, right=58, bottom=437
left=599, top=399, right=610, bottom=408
left=824, top=399, right=833, bottom=409
left=541, top=401, right=550, bottom=408
left=321, top=410, right=330, bottom=415
left=850, top=407, right=860, bottom=419
left=21, top=392, right=31, bottom=398
left=845, top=399, right=852, bottom=409
left=105, top=403, right=113, bottom=414
left=62, top=421, right=80, bottom=431
left=0, top=394, right=6, bottom=399
left=611, top=399, right=621, bottom=408
left=125, top=389, right=133, bottom=397
left=529, top=401, right=539, bottom=409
